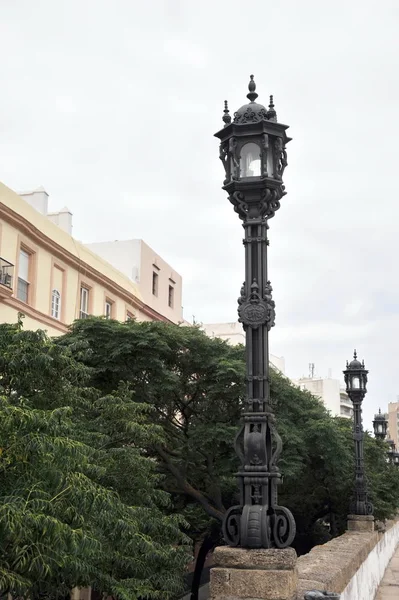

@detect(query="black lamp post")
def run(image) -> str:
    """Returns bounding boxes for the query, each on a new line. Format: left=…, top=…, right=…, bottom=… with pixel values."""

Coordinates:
left=343, top=351, right=373, bottom=516
left=214, top=76, right=295, bottom=549
left=373, top=409, right=388, bottom=440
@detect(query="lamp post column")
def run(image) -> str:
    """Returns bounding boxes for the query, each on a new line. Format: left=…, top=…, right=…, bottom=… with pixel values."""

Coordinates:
left=211, top=76, right=298, bottom=600
left=214, top=76, right=295, bottom=550
left=344, top=351, right=374, bottom=532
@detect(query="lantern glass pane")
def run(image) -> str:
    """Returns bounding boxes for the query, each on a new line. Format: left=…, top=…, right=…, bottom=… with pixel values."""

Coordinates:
left=352, top=376, right=360, bottom=389
left=240, top=143, right=261, bottom=178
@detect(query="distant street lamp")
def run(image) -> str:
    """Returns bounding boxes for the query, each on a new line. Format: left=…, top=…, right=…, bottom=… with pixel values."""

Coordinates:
left=373, top=409, right=388, bottom=440
left=343, top=351, right=373, bottom=516
left=214, top=76, right=295, bottom=549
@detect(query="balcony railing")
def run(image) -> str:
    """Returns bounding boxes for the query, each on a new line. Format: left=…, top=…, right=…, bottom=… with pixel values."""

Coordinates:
left=0, top=257, right=14, bottom=289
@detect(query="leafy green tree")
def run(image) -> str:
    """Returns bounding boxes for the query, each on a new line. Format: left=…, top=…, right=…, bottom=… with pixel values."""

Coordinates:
left=0, top=318, right=188, bottom=600
left=59, top=318, right=399, bottom=553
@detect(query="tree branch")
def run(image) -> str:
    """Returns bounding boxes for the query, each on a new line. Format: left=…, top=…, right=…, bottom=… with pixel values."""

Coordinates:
left=156, top=446, right=224, bottom=522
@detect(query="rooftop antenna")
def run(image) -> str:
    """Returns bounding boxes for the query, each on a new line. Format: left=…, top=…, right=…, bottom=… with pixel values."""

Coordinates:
left=309, top=363, right=315, bottom=378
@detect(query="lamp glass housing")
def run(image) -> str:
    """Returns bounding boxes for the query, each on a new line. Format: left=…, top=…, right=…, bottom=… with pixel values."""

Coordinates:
left=240, top=142, right=261, bottom=178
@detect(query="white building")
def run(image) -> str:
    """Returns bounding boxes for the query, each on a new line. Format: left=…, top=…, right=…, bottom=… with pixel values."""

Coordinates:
left=85, top=239, right=183, bottom=324
left=201, top=321, right=285, bottom=374
left=293, top=376, right=352, bottom=419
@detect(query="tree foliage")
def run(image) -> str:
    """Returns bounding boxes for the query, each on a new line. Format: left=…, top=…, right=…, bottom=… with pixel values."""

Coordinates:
left=59, top=318, right=399, bottom=553
left=0, top=318, right=188, bottom=600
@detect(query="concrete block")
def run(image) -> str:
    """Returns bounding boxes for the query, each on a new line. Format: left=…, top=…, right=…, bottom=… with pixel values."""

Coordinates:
left=210, top=566, right=298, bottom=599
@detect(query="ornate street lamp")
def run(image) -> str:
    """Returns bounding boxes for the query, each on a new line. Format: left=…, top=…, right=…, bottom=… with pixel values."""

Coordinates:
left=373, top=408, right=388, bottom=440
left=393, top=452, right=399, bottom=467
left=343, top=351, right=373, bottom=516
left=214, top=76, right=295, bottom=549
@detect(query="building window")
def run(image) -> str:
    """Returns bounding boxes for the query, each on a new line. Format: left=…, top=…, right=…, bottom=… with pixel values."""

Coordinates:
left=152, top=271, right=159, bottom=296
left=126, top=311, right=134, bottom=321
left=105, top=300, right=112, bottom=319
left=168, top=285, right=174, bottom=308
left=51, top=289, right=61, bottom=320
left=17, top=248, right=30, bottom=303
left=80, top=286, right=89, bottom=319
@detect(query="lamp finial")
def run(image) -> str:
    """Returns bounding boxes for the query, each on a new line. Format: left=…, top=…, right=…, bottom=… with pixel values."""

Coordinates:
left=247, top=75, right=258, bottom=102
left=222, top=100, right=231, bottom=126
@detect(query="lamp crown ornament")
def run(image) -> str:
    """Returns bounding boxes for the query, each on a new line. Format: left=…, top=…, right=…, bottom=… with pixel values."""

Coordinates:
left=214, top=76, right=295, bottom=549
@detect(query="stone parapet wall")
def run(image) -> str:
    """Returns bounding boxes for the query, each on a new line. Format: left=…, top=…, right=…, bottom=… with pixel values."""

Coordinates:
left=295, top=518, right=399, bottom=600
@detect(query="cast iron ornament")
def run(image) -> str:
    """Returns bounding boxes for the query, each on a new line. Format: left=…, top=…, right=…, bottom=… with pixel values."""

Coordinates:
left=215, top=75, right=295, bottom=549
left=238, top=280, right=275, bottom=330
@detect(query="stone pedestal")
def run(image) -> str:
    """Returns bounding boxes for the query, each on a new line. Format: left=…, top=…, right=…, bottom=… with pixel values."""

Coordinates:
left=210, top=546, right=298, bottom=600
left=347, top=514, right=374, bottom=532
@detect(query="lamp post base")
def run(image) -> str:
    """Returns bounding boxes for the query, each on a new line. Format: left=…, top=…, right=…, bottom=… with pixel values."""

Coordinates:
left=347, top=514, right=375, bottom=532
left=210, top=546, right=297, bottom=600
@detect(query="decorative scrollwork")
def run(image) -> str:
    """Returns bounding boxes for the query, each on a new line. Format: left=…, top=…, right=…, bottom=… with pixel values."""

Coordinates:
left=274, top=137, right=288, bottom=180
left=366, top=501, right=374, bottom=515
left=350, top=499, right=374, bottom=515
left=238, top=279, right=276, bottom=330
left=228, top=187, right=285, bottom=222
left=222, top=505, right=242, bottom=547
left=271, top=505, right=296, bottom=549
left=233, top=106, right=270, bottom=124
left=219, top=142, right=228, bottom=181
left=228, top=137, right=239, bottom=180
left=264, top=281, right=276, bottom=330
left=260, top=188, right=281, bottom=221
left=229, top=191, right=249, bottom=219
left=238, top=280, right=268, bottom=329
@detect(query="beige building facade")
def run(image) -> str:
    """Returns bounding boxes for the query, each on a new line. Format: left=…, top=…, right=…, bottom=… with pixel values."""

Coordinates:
left=85, top=239, right=183, bottom=324
left=0, top=183, right=176, bottom=336
left=388, top=401, right=399, bottom=448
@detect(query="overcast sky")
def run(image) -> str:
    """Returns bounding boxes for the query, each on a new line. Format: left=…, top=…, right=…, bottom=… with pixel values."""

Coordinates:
left=0, top=0, right=398, bottom=428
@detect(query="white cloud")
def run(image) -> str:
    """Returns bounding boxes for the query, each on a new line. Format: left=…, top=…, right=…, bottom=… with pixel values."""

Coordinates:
left=163, top=38, right=208, bottom=68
